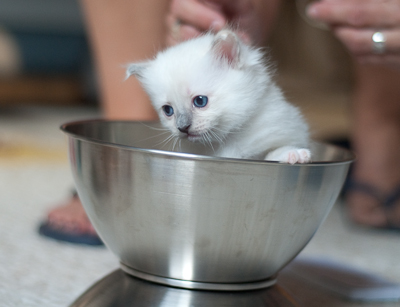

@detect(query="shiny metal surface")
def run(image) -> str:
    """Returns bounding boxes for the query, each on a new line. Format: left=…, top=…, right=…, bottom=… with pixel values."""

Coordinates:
left=69, top=269, right=298, bottom=307
left=62, top=120, right=354, bottom=288
left=120, top=262, right=276, bottom=291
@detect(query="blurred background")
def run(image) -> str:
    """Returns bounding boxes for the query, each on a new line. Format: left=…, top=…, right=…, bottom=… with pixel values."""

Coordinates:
left=0, top=4, right=108, bottom=305
left=0, top=0, right=95, bottom=106
left=0, top=0, right=353, bottom=141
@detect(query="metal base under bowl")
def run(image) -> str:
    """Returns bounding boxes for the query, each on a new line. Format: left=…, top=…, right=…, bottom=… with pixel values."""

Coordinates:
left=120, top=262, right=277, bottom=291
left=69, top=269, right=299, bottom=307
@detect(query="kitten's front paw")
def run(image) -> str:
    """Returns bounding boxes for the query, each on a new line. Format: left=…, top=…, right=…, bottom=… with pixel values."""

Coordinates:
left=266, top=147, right=311, bottom=164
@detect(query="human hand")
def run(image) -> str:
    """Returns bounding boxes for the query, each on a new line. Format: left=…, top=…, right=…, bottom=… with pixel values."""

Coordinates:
left=166, top=0, right=281, bottom=47
left=307, top=0, right=400, bottom=68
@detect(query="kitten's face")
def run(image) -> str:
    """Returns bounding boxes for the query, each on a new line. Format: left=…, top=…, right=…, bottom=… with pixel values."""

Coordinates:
left=127, top=31, right=267, bottom=145
left=159, top=94, right=211, bottom=143
left=144, top=55, right=230, bottom=144
left=144, top=56, right=247, bottom=145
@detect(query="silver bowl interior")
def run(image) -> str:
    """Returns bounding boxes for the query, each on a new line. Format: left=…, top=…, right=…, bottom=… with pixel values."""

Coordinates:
left=62, top=120, right=354, bottom=289
left=63, top=120, right=354, bottom=163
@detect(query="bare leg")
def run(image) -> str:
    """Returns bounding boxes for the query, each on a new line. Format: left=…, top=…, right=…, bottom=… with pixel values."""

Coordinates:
left=82, top=0, right=169, bottom=120
left=347, top=63, right=400, bottom=227
left=42, top=0, right=169, bottom=243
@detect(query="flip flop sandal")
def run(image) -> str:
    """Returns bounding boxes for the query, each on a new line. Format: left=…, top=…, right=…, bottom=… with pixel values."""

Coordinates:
left=345, top=180, right=400, bottom=231
left=38, top=191, right=104, bottom=246
left=38, top=222, right=104, bottom=246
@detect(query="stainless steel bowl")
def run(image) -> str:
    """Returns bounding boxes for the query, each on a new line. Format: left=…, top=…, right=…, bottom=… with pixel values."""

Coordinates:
left=62, top=120, right=354, bottom=290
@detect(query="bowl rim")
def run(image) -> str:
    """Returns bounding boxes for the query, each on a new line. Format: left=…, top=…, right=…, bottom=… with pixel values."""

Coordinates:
left=61, top=119, right=356, bottom=166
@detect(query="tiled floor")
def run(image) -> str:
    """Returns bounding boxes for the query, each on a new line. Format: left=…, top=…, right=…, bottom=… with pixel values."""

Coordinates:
left=0, top=105, right=399, bottom=306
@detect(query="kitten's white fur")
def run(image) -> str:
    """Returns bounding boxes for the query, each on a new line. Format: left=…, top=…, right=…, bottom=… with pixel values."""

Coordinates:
left=127, top=30, right=311, bottom=163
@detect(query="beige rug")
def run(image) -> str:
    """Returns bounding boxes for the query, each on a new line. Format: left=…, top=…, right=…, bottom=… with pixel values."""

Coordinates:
left=0, top=106, right=117, bottom=306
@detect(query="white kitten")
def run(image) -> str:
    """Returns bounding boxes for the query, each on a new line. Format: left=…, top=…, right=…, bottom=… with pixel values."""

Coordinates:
left=126, top=30, right=311, bottom=164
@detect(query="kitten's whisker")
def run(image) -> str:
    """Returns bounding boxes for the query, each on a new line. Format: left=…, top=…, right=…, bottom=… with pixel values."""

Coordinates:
left=209, top=129, right=224, bottom=145
left=167, top=135, right=176, bottom=151
left=137, top=131, right=170, bottom=144
left=139, top=122, right=170, bottom=132
left=199, top=134, right=206, bottom=146
left=211, top=129, right=229, bottom=142
left=204, top=131, right=215, bottom=152
left=201, top=137, right=207, bottom=148
left=212, top=126, right=230, bottom=136
left=172, top=136, right=180, bottom=152
left=154, top=133, right=176, bottom=149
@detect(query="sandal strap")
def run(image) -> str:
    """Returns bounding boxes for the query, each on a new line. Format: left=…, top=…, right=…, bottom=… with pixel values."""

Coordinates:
left=385, top=187, right=400, bottom=209
left=346, top=180, right=385, bottom=203
left=347, top=180, right=400, bottom=229
left=347, top=180, right=400, bottom=208
left=71, top=189, right=78, bottom=199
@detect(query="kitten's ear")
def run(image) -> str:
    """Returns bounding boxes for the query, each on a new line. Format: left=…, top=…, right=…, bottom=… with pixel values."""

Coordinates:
left=211, top=30, right=242, bottom=68
left=125, top=62, right=150, bottom=81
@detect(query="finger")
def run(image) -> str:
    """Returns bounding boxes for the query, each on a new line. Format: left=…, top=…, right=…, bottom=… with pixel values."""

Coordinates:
left=170, top=0, right=225, bottom=32
left=166, top=35, right=178, bottom=47
left=166, top=14, right=202, bottom=46
left=356, top=54, right=400, bottom=71
left=165, top=24, right=201, bottom=47
left=307, top=0, right=400, bottom=28
left=236, top=30, right=252, bottom=45
left=180, top=24, right=202, bottom=41
left=166, top=14, right=181, bottom=46
left=334, top=27, right=400, bottom=55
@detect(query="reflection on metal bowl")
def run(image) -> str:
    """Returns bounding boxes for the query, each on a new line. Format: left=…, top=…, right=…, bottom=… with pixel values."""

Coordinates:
left=62, top=120, right=354, bottom=290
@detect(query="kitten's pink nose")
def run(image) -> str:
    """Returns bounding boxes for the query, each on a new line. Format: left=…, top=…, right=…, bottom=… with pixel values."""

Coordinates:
left=178, top=125, right=191, bottom=133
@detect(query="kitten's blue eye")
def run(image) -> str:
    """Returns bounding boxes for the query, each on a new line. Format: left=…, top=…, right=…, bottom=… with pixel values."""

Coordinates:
left=162, top=105, right=174, bottom=117
left=193, top=95, right=208, bottom=108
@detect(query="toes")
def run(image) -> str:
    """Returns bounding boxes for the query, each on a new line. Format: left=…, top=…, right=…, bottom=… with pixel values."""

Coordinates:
left=281, top=148, right=311, bottom=164
left=286, top=151, right=300, bottom=165
left=45, top=198, right=93, bottom=234
left=298, top=149, right=311, bottom=163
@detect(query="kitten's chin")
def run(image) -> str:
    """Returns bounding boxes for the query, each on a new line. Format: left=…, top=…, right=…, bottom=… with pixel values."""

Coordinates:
left=187, top=133, right=202, bottom=142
